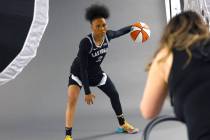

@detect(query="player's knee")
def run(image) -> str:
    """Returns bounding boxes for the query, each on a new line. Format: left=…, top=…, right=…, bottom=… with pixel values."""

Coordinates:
left=67, top=86, right=80, bottom=106
left=68, top=94, right=78, bottom=107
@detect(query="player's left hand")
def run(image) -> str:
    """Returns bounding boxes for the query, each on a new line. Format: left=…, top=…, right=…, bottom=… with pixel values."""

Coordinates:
left=84, top=93, right=96, bottom=105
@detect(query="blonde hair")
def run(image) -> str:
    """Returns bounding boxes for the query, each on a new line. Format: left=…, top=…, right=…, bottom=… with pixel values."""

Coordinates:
left=146, top=11, right=210, bottom=71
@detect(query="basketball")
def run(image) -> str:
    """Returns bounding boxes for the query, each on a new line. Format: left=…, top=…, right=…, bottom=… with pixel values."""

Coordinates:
left=130, top=22, right=150, bottom=43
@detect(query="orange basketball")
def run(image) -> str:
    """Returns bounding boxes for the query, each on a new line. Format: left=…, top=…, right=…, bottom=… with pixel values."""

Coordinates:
left=130, top=22, right=150, bottom=43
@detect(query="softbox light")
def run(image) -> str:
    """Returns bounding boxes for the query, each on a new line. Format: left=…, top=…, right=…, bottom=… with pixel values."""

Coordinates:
left=0, top=0, right=49, bottom=86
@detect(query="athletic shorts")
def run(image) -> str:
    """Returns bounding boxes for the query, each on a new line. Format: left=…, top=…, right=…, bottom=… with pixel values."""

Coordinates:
left=68, top=73, right=108, bottom=88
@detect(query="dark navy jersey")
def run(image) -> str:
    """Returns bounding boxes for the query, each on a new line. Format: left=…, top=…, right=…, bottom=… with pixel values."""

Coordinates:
left=70, top=25, right=132, bottom=94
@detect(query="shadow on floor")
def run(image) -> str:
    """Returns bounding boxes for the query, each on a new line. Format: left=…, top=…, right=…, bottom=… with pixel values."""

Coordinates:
left=75, top=131, right=118, bottom=140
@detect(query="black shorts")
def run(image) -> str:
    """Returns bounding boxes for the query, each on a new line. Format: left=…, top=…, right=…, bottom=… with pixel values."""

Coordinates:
left=68, top=73, right=107, bottom=88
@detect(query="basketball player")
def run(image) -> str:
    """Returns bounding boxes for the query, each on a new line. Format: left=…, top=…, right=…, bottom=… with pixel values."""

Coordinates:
left=65, top=4, right=139, bottom=140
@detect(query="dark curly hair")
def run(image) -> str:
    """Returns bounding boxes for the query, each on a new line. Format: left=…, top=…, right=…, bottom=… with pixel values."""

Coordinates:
left=85, top=4, right=110, bottom=23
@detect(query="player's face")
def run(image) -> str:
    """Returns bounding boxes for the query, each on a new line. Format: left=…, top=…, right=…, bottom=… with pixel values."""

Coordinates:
left=91, top=18, right=107, bottom=37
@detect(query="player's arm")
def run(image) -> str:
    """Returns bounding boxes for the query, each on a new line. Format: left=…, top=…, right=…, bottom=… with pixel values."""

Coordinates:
left=106, top=25, right=132, bottom=41
left=78, top=38, right=91, bottom=95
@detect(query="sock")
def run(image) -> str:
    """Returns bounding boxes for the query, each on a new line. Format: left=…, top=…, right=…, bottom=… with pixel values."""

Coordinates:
left=65, top=127, right=72, bottom=136
left=117, top=114, right=125, bottom=126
